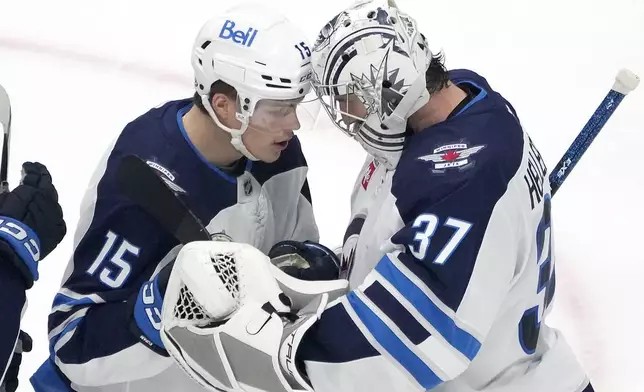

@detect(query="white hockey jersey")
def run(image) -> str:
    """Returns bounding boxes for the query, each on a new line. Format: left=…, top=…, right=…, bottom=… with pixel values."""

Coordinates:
left=297, top=70, right=592, bottom=392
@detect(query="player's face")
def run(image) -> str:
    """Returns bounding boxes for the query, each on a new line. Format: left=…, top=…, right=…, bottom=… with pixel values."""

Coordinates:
left=333, top=93, right=368, bottom=137
left=241, top=99, right=302, bottom=163
left=337, top=94, right=367, bottom=123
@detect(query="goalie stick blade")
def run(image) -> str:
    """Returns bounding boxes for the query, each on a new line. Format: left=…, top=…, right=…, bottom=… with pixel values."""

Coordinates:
left=116, top=154, right=211, bottom=243
left=0, top=84, right=11, bottom=191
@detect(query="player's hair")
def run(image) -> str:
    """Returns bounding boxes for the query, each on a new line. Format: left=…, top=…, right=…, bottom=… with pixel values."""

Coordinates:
left=193, top=80, right=238, bottom=115
left=425, top=51, right=450, bottom=95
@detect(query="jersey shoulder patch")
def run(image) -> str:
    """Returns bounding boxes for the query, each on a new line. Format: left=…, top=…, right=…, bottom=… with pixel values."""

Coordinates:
left=393, top=108, right=524, bottom=221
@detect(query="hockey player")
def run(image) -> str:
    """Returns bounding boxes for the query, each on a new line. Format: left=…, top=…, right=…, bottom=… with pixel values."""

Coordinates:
left=147, top=1, right=596, bottom=392
left=28, top=4, right=326, bottom=392
left=0, top=162, right=66, bottom=392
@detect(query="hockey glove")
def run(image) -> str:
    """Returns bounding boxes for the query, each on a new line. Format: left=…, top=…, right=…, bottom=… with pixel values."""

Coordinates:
left=128, top=261, right=173, bottom=356
left=269, top=240, right=341, bottom=281
left=0, top=330, right=33, bottom=392
left=157, top=240, right=348, bottom=392
left=0, top=162, right=66, bottom=288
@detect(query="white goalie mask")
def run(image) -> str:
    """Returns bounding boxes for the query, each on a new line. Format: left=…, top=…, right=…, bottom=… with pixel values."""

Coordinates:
left=311, top=0, right=431, bottom=169
left=192, top=4, right=320, bottom=161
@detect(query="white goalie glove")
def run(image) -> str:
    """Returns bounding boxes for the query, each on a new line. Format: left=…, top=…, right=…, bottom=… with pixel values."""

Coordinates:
left=160, top=241, right=348, bottom=392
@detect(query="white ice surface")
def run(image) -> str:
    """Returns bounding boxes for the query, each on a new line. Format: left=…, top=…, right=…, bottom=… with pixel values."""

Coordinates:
left=0, top=0, right=642, bottom=390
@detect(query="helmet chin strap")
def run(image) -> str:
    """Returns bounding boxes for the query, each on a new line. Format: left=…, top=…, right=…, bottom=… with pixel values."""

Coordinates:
left=200, top=95, right=259, bottom=161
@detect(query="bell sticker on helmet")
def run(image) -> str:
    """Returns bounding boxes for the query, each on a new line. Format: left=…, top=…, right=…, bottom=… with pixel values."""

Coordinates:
left=218, top=20, right=258, bottom=47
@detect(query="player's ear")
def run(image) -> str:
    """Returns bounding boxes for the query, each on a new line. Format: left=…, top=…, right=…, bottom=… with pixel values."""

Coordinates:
left=211, top=93, right=235, bottom=121
left=210, top=93, right=226, bottom=117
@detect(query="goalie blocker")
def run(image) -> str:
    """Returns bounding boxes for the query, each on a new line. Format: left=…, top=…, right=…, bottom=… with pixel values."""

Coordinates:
left=159, top=241, right=347, bottom=392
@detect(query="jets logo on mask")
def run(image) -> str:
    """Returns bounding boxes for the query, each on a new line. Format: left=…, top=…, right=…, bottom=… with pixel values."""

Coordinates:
left=349, top=42, right=410, bottom=119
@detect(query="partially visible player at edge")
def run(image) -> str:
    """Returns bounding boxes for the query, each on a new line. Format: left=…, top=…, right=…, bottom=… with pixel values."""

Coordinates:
left=0, top=161, right=66, bottom=392
left=158, top=0, right=595, bottom=391
left=29, top=4, right=330, bottom=391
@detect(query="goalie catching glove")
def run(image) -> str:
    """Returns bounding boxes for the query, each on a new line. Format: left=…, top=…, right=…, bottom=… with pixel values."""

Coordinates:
left=159, top=241, right=348, bottom=392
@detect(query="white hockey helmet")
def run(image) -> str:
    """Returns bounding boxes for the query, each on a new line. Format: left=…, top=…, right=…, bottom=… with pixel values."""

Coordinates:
left=192, top=3, right=316, bottom=160
left=311, top=0, right=431, bottom=169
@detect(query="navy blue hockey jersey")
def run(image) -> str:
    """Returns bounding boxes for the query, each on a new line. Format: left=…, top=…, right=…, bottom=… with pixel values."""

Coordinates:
left=0, top=262, right=27, bottom=388
left=35, top=99, right=318, bottom=389
left=298, top=70, right=590, bottom=392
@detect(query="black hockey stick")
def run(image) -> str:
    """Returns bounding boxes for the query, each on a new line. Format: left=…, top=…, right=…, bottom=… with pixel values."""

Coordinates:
left=0, top=84, right=12, bottom=193
left=116, top=154, right=210, bottom=243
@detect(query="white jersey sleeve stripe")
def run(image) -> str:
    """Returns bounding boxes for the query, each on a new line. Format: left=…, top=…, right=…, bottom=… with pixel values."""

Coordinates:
left=48, top=308, right=89, bottom=342
left=346, top=291, right=444, bottom=390
left=51, top=290, right=104, bottom=314
left=374, top=255, right=482, bottom=360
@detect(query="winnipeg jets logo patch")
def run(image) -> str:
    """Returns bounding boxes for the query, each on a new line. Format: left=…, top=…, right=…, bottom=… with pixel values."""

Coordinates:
left=418, top=143, right=486, bottom=172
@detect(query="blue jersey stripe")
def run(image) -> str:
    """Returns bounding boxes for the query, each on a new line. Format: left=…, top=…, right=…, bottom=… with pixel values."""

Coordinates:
left=51, top=293, right=100, bottom=310
left=375, top=255, right=481, bottom=360
left=363, top=281, right=430, bottom=345
left=346, top=292, right=443, bottom=389
left=453, top=80, right=488, bottom=117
